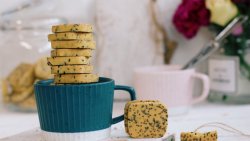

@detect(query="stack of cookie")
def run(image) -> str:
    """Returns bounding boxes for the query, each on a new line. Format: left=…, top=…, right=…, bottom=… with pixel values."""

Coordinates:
left=47, top=24, right=99, bottom=84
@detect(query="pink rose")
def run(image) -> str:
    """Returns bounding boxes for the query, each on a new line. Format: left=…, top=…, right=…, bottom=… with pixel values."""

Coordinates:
left=232, top=24, right=243, bottom=36
left=173, top=0, right=210, bottom=39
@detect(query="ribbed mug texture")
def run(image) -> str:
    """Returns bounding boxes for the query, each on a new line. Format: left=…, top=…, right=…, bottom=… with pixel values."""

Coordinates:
left=34, top=77, right=115, bottom=133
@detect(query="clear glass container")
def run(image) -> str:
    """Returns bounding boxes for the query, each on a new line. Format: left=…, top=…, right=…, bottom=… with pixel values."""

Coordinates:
left=0, top=17, right=66, bottom=112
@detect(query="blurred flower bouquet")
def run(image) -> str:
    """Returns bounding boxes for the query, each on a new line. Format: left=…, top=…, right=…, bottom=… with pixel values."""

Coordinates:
left=173, top=0, right=250, bottom=79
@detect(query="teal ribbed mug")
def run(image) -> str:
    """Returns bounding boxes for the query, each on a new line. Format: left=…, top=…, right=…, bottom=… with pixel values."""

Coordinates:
left=34, top=77, right=136, bottom=141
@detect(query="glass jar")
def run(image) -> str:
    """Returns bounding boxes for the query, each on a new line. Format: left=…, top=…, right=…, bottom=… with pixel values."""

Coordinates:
left=0, top=17, right=66, bottom=112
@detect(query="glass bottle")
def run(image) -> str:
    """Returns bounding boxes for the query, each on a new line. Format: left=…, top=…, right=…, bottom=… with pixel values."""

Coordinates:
left=208, top=39, right=250, bottom=104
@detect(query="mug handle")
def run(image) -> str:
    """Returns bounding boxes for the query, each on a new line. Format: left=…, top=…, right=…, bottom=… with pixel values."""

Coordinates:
left=112, top=85, right=136, bottom=124
left=191, top=73, right=210, bottom=104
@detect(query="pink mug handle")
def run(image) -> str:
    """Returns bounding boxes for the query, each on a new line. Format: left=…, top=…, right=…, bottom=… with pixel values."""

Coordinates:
left=191, top=73, right=210, bottom=104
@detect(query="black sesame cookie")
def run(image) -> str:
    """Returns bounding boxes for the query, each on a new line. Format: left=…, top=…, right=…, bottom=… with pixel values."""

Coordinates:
left=124, top=100, right=159, bottom=134
left=51, top=40, right=96, bottom=49
left=47, top=56, right=91, bottom=66
left=51, top=49, right=92, bottom=57
left=48, top=32, right=93, bottom=41
left=54, top=74, right=99, bottom=84
left=180, top=131, right=217, bottom=141
left=52, top=24, right=93, bottom=33
left=51, top=65, right=93, bottom=74
left=125, top=100, right=168, bottom=138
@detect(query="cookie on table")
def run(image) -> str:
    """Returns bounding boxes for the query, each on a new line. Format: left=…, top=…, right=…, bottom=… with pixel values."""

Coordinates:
left=51, top=49, right=92, bottom=57
left=51, top=40, right=96, bottom=49
left=54, top=74, right=99, bottom=84
left=10, top=86, right=34, bottom=103
left=52, top=24, right=93, bottom=33
left=181, top=131, right=217, bottom=141
left=48, top=32, right=93, bottom=41
left=51, top=65, right=93, bottom=74
left=35, top=57, right=53, bottom=79
left=47, top=56, right=91, bottom=66
left=124, top=100, right=158, bottom=134
left=125, top=100, right=168, bottom=138
left=7, top=63, right=35, bottom=91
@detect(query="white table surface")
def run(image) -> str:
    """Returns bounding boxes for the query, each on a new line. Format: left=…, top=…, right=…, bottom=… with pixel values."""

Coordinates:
left=0, top=101, right=250, bottom=141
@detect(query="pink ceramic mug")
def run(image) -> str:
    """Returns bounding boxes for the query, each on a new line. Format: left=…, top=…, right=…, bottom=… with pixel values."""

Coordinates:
left=134, top=65, right=210, bottom=115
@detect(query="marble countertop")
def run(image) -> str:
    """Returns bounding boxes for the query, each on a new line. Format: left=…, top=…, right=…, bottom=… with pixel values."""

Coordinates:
left=0, top=101, right=250, bottom=141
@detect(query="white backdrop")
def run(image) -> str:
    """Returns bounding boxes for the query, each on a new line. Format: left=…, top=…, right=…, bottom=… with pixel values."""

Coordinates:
left=0, top=0, right=212, bottom=85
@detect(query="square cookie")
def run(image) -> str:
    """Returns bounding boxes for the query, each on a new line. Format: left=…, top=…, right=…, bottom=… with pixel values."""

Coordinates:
left=125, top=100, right=168, bottom=138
